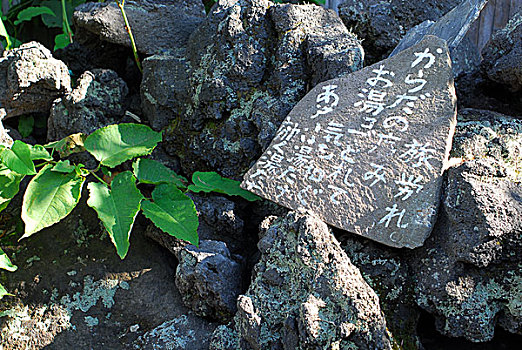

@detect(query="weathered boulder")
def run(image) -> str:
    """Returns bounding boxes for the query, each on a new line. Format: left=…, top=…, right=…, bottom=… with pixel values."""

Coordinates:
left=175, top=240, right=243, bottom=323
left=340, top=235, right=422, bottom=349
left=338, top=0, right=460, bottom=63
left=481, top=8, right=522, bottom=92
left=142, top=0, right=363, bottom=179
left=411, top=108, right=522, bottom=342
left=0, top=42, right=71, bottom=119
left=210, top=210, right=393, bottom=349
left=145, top=192, right=246, bottom=255
left=47, top=69, right=128, bottom=141
left=73, top=0, right=205, bottom=56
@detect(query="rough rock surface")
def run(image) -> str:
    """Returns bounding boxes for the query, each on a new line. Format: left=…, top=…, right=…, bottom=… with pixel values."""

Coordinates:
left=390, top=0, right=487, bottom=77
left=210, top=210, right=393, bottom=349
left=47, top=69, right=129, bottom=141
left=175, top=240, right=243, bottom=323
left=73, top=0, right=205, bottom=56
left=411, top=108, right=522, bottom=342
left=481, top=8, right=522, bottom=92
left=0, top=42, right=71, bottom=119
left=0, top=200, right=217, bottom=349
left=142, top=0, right=363, bottom=179
left=338, top=0, right=460, bottom=63
left=340, top=235, right=421, bottom=349
left=145, top=192, right=246, bottom=255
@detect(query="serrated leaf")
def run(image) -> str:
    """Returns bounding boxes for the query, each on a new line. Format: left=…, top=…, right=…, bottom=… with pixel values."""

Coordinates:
left=0, top=140, right=36, bottom=175
left=132, top=158, right=187, bottom=188
left=0, top=167, right=24, bottom=213
left=84, top=124, right=162, bottom=168
left=0, top=283, right=13, bottom=299
left=29, top=144, right=52, bottom=161
left=87, top=171, right=143, bottom=259
left=141, top=184, right=199, bottom=246
left=0, top=247, right=17, bottom=272
left=18, top=115, right=34, bottom=138
left=45, top=133, right=87, bottom=158
left=188, top=171, right=261, bottom=201
left=21, top=164, right=85, bottom=237
left=52, top=160, right=75, bottom=173
left=14, top=6, right=56, bottom=25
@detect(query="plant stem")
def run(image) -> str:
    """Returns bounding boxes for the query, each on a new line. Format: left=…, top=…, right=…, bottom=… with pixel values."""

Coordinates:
left=115, top=0, right=142, bottom=72
left=61, top=0, right=73, bottom=44
left=89, top=169, right=109, bottom=187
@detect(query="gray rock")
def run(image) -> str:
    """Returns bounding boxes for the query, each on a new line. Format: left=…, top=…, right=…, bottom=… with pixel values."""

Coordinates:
left=0, top=118, right=13, bottom=147
left=47, top=69, right=128, bottom=141
left=411, top=108, right=522, bottom=342
left=145, top=192, right=245, bottom=255
left=143, top=0, right=363, bottom=179
left=340, top=235, right=422, bottom=349
left=390, top=0, right=488, bottom=77
left=338, top=0, right=461, bottom=63
left=46, top=68, right=129, bottom=169
left=210, top=210, right=393, bottom=349
left=73, top=0, right=205, bottom=56
left=0, top=42, right=71, bottom=119
left=133, top=313, right=218, bottom=350
left=175, top=240, right=243, bottom=323
left=242, top=35, right=457, bottom=249
left=481, top=8, right=522, bottom=92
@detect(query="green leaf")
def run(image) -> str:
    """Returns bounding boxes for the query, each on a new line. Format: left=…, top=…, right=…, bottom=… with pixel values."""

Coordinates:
left=141, top=184, right=199, bottom=246
left=87, top=171, right=143, bottom=259
left=52, top=160, right=75, bottom=173
left=14, top=6, right=56, bottom=25
left=188, top=171, right=261, bottom=201
left=28, top=144, right=52, bottom=161
left=21, top=164, right=85, bottom=237
left=41, top=0, right=84, bottom=28
left=0, top=140, right=36, bottom=175
left=0, top=247, right=17, bottom=272
left=18, top=115, right=34, bottom=138
left=84, top=124, right=162, bottom=168
left=132, top=158, right=187, bottom=188
left=0, top=16, right=11, bottom=49
left=0, top=283, right=13, bottom=300
left=54, top=33, right=71, bottom=51
left=0, top=167, right=24, bottom=213
left=45, top=133, right=87, bottom=158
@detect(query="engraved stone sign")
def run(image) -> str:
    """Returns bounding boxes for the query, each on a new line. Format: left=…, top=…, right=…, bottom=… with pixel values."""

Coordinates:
left=241, top=36, right=457, bottom=248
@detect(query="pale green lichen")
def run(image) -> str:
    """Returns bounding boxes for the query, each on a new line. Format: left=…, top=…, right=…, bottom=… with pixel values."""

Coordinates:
left=84, top=316, right=99, bottom=328
left=135, top=315, right=195, bottom=350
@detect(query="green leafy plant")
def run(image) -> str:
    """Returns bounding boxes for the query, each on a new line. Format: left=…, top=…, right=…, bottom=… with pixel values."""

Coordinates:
left=0, top=123, right=260, bottom=297
left=0, top=0, right=83, bottom=51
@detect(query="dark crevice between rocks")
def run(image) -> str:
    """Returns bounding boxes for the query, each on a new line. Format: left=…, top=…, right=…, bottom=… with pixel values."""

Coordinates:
left=417, top=310, right=521, bottom=350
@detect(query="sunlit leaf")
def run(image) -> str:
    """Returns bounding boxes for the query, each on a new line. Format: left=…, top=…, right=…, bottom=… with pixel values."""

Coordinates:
left=188, top=171, right=261, bottom=201
left=87, top=171, right=143, bottom=259
left=84, top=124, right=162, bottom=168
left=0, top=140, right=36, bottom=175
left=21, top=164, right=85, bottom=237
left=141, top=184, right=198, bottom=246
left=0, top=247, right=17, bottom=272
left=132, top=158, right=187, bottom=188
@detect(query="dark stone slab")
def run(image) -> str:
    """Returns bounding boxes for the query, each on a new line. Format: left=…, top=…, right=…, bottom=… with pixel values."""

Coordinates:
left=242, top=36, right=457, bottom=248
left=389, top=0, right=488, bottom=77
